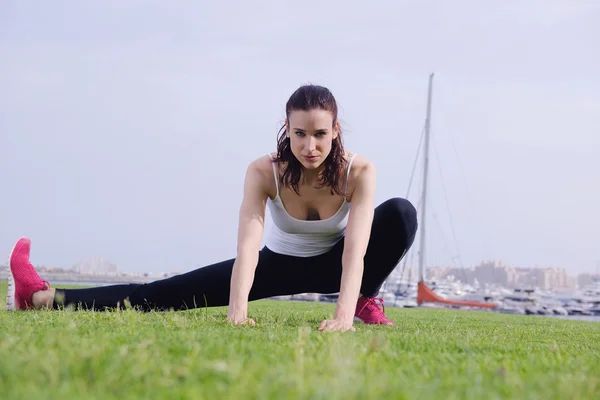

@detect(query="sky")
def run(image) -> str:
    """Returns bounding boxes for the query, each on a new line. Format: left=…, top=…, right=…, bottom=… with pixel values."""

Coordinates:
left=1, top=0, right=599, bottom=276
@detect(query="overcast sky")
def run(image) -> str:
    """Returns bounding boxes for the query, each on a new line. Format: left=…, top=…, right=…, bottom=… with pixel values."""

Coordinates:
left=1, top=1, right=598, bottom=276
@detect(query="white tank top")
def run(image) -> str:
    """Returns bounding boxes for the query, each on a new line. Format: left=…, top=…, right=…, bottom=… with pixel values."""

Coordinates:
left=264, top=153, right=357, bottom=257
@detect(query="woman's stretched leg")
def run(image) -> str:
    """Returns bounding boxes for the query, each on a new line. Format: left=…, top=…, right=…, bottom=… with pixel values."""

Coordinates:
left=54, top=247, right=332, bottom=311
left=7, top=237, right=324, bottom=311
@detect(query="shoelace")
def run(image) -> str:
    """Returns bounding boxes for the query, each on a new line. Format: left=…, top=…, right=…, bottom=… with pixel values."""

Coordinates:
left=358, top=297, right=386, bottom=316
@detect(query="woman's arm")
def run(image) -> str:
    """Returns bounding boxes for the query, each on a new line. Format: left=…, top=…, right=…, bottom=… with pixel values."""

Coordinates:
left=319, top=160, right=376, bottom=332
left=227, top=159, right=270, bottom=325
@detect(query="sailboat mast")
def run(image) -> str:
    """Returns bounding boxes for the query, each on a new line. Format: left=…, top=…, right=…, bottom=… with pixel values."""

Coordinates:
left=418, top=73, right=434, bottom=282
left=415, top=74, right=496, bottom=309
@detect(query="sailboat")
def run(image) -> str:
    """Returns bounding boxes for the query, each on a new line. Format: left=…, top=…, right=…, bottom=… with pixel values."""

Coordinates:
left=413, top=73, right=496, bottom=310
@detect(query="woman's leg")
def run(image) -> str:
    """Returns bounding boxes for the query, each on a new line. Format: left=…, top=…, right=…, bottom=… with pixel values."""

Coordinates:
left=305, top=197, right=417, bottom=293
left=354, top=197, right=417, bottom=324
left=360, top=197, right=418, bottom=296
left=295, top=197, right=417, bottom=325
left=53, top=247, right=334, bottom=311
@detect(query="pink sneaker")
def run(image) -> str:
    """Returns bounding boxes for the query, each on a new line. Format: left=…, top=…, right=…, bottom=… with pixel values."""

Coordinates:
left=6, top=237, right=50, bottom=310
left=354, top=296, right=395, bottom=325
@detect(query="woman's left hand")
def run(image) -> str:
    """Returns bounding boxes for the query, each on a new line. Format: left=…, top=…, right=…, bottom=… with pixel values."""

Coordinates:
left=318, top=319, right=356, bottom=332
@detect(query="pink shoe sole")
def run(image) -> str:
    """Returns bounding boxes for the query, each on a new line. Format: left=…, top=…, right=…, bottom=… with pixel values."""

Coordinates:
left=353, top=316, right=395, bottom=326
left=6, top=239, right=21, bottom=311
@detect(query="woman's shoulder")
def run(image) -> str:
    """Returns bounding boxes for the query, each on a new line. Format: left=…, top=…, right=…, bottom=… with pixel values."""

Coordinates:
left=345, top=151, right=376, bottom=198
left=346, top=151, right=375, bottom=176
left=246, top=153, right=277, bottom=178
left=244, top=154, right=278, bottom=196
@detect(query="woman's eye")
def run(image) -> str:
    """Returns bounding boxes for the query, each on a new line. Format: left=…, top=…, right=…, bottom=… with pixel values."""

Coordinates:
left=295, top=131, right=305, bottom=136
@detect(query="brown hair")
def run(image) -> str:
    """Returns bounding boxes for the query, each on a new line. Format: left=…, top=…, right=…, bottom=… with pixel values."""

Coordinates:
left=274, top=84, right=347, bottom=196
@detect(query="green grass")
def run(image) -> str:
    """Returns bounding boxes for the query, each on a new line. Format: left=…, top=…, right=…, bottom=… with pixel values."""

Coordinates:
left=0, top=281, right=599, bottom=399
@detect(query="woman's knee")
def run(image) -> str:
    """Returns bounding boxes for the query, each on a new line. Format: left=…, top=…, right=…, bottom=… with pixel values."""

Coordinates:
left=376, top=197, right=418, bottom=236
left=365, top=197, right=418, bottom=269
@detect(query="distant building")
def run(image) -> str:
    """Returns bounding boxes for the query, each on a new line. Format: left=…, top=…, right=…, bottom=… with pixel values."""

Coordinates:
left=73, top=257, right=119, bottom=275
left=425, top=260, right=574, bottom=290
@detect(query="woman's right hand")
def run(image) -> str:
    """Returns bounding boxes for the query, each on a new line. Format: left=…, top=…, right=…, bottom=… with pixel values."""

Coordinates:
left=228, top=317, right=256, bottom=326
left=227, top=309, right=256, bottom=326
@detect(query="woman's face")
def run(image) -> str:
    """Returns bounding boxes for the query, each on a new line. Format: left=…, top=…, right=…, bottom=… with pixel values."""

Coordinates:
left=286, top=109, right=339, bottom=170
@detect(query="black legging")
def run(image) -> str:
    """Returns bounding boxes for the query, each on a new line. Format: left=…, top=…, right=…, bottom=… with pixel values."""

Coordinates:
left=54, top=197, right=418, bottom=311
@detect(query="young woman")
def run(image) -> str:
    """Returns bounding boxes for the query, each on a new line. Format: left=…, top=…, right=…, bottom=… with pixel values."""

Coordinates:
left=7, top=84, right=418, bottom=332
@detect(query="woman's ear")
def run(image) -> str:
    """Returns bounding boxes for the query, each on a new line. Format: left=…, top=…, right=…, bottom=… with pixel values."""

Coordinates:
left=333, top=120, right=340, bottom=139
left=285, top=119, right=290, bottom=138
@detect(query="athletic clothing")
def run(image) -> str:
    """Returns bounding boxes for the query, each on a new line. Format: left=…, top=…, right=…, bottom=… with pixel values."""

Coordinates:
left=264, top=153, right=357, bottom=257
left=54, top=198, right=418, bottom=311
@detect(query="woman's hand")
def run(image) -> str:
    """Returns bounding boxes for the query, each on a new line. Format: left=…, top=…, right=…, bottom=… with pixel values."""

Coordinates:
left=228, top=317, right=256, bottom=326
left=318, top=319, right=356, bottom=332
left=227, top=309, right=256, bottom=326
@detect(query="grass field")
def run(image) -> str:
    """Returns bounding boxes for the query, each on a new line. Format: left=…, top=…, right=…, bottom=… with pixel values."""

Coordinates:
left=0, top=281, right=599, bottom=399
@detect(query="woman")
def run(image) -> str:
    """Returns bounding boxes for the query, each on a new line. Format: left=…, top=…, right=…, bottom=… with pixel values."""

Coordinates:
left=7, top=84, right=418, bottom=332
